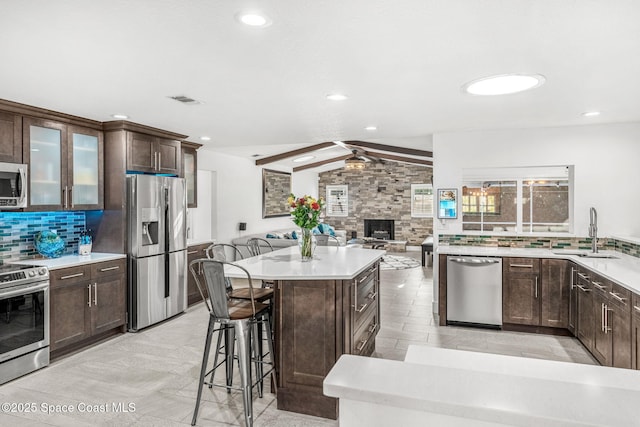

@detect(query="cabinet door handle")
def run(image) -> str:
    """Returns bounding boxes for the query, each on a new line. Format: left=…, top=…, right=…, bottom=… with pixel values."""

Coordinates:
left=592, top=281, right=607, bottom=291
left=633, top=305, right=640, bottom=313
left=60, top=272, right=84, bottom=280
left=158, top=152, right=161, bottom=169
left=355, top=302, right=369, bottom=313
left=535, top=276, right=538, bottom=299
left=601, top=303, right=605, bottom=332
left=94, top=283, right=98, bottom=306
left=367, top=291, right=378, bottom=300
left=63, top=186, right=68, bottom=209
left=510, top=264, right=533, bottom=268
left=70, top=186, right=74, bottom=208
left=605, top=305, right=612, bottom=334
left=187, top=250, right=199, bottom=255
left=356, top=337, right=369, bottom=352
left=577, top=272, right=590, bottom=280
left=570, top=267, right=575, bottom=290
left=576, top=284, right=591, bottom=293
left=88, top=284, right=92, bottom=307
left=609, top=292, right=627, bottom=303
left=368, top=322, right=378, bottom=333
left=99, top=266, right=120, bottom=272
left=359, top=274, right=371, bottom=284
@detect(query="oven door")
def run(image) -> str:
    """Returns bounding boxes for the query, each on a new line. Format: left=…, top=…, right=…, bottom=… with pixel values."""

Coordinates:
left=0, top=281, right=49, bottom=363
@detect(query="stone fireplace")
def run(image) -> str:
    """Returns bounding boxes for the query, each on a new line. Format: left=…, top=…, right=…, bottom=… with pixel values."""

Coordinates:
left=364, top=219, right=395, bottom=240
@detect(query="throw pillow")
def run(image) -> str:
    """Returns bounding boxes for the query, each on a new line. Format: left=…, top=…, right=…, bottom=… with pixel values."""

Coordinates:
left=291, top=230, right=298, bottom=240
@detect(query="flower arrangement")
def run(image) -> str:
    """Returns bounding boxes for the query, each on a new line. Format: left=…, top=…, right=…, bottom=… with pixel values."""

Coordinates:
left=288, top=194, right=325, bottom=260
left=287, top=194, right=325, bottom=230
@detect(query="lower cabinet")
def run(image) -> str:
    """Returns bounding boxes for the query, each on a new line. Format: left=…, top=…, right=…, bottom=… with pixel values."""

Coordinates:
left=50, top=259, right=126, bottom=357
left=632, top=294, right=640, bottom=370
left=567, top=263, right=578, bottom=335
left=502, top=258, right=568, bottom=329
left=575, top=269, right=595, bottom=351
left=187, top=242, right=212, bottom=306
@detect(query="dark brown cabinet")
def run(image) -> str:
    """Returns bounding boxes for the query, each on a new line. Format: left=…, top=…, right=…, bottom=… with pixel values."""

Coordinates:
left=0, top=111, right=22, bottom=163
left=345, top=263, right=380, bottom=356
left=50, top=259, right=126, bottom=358
left=591, top=278, right=632, bottom=369
left=632, top=293, right=640, bottom=370
left=568, top=263, right=578, bottom=335
left=181, top=142, right=201, bottom=208
left=187, top=242, right=212, bottom=306
left=502, top=258, right=540, bottom=325
left=575, top=269, right=595, bottom=351
left=127, top=131, right=181, bottom=175
left=23, top=117, right=103, bottom=211
left=540, top=259, right=570, bottom=328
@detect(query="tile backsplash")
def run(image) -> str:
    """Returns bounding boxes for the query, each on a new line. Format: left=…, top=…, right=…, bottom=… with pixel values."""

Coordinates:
left=0, top=211, right=87, bottom=264
left=438, top=234, right=639, bottom=258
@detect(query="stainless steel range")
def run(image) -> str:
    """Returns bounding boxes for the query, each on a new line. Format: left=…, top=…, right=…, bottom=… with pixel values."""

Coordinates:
left=0, top=264, right=49, bottom=384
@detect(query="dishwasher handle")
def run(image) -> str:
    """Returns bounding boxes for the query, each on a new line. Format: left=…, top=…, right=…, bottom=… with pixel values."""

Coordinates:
left=448, top=257, right=501, bottom=265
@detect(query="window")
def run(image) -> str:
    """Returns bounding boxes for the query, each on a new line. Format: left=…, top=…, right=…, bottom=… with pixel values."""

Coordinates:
left=326, top=185, right=348, bottom=217
left=461, top=166, right=573, bottom=233
left=411, top=184, right=433, bottom=217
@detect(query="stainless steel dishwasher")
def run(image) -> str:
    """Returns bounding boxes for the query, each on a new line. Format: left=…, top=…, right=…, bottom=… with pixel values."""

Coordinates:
left=446, top=256, right=502, bottom=328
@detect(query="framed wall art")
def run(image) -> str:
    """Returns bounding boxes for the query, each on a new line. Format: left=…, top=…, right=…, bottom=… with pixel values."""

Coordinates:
left=437, top=188, right=458, bottom=219
left=262, top=169, right=291, bottom=218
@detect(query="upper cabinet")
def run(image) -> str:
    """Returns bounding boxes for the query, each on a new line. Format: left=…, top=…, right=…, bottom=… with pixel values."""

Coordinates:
left=23, top=117, right=103, bottom=211
left=0, top=112, right=22, bottom=163
left=126, top=131, right=181, bottom=175
left=181, top=141, right=201, bottom=208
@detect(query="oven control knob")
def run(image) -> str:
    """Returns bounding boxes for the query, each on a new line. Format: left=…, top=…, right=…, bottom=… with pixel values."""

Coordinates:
left=28, top=270, right=36, bottom=277
left=38, top=268, right=47, bottom=276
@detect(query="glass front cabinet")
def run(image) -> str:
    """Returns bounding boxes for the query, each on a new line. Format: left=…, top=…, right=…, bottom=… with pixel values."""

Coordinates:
left=23, top=117, right=103, bottom=211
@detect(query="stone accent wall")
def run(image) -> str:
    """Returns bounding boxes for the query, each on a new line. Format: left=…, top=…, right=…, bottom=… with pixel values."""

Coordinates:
left=318, top=161, right=432, bottom=245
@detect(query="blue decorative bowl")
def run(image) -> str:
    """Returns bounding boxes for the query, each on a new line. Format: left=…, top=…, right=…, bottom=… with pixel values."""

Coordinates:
left=34, top=231, right=65, bottom=258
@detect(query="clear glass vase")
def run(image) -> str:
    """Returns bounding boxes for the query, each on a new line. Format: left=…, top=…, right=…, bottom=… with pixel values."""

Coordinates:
left=298, top=228, right=317, bottom=261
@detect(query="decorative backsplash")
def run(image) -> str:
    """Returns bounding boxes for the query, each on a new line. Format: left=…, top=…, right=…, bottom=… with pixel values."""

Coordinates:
left=438, top=234, right=630, bottom=252
left=0, top=212, right=87, bottom=264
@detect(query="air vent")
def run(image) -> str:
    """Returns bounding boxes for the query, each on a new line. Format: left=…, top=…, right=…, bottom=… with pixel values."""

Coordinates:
left=168, top=95, right=203, bottom=105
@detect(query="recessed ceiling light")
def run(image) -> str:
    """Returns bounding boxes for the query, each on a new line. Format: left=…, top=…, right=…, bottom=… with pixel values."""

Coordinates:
left=111, top=114, right=128, bottom=119
left=582, top=111, right=601, bottom=117
left=200, top=136, right=211, bottom=141
left=326, top=93, right=348, bottom=101
left=237, top=12, right=271, bottom=27
left=462, top=73, right=546, bottom=96
left=365, top=126, right=377, bottom=131
left=293, top=155, right=315, bottom=163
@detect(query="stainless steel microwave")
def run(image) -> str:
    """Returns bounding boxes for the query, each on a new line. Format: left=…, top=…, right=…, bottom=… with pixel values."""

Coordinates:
left=0, top=162, right=27, bottom=209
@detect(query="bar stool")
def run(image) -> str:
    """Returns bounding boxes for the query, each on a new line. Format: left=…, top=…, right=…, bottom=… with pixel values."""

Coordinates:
left=189, top=259, right=276, bottom=427
left=205, top=243, right=275, bottom=392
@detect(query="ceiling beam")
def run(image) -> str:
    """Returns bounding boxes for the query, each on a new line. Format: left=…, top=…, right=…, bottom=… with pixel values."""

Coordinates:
left=293, top=154, right=352, bottom=172
left=345, top=140, right=432, bottom=158
left=364, top=151, right=433, bottom=166
left=255, top=141, right=337, bottom=165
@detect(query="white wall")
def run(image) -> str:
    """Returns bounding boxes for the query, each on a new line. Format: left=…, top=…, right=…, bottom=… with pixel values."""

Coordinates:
left=433, top=122, right=640, bottom=238
left=432, top=122, right=640, bottom=313
left=186, top=170, right=214, bottom=242
left=194, top=149, right=319, bottom=244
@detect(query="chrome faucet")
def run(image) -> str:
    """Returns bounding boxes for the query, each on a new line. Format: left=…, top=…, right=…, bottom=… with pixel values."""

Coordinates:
left=589, top=207, right=598, bottom=253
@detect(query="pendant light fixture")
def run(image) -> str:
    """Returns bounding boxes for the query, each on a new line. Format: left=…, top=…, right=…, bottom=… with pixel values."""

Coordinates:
left=345, top=149, right=365, bottom=170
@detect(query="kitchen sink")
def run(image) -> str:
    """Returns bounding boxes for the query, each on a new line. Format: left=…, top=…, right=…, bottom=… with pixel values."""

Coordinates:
left=577, top=253, right=618, bottom=259
left=552, top=250, right=618, bottom=259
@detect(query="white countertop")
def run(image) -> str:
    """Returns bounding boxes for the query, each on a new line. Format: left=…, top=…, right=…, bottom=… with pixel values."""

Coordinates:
left=225, top=245, right=385, bottom=280
left=438, top=246, right=640, bottom=294
left=324, top=348, right=640, bottom=427
left=11, top=252, right=126, bottom=270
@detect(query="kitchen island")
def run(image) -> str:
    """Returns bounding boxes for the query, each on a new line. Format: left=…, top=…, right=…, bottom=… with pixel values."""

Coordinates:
left=225, top=245, right=384, bottom=419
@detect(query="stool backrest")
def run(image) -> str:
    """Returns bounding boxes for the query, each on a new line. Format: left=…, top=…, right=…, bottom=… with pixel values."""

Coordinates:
left=246, top=237, right=274, bottom=257
left=189, top=258, right=257, bottom=319
left=206, top=243, right=244, bottom=262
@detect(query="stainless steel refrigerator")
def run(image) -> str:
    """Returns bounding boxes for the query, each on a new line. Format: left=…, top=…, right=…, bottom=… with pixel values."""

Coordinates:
left=127, top=175, right=187, bottom=331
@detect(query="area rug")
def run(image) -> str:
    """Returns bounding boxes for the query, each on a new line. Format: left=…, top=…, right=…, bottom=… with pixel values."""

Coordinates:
left=380, top=255, right=422, bottom=270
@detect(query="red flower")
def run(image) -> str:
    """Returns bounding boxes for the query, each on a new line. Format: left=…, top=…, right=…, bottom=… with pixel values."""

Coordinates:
left=311, top=202, right=319, bottom=210
left=298, top=198, right=306, bottom=205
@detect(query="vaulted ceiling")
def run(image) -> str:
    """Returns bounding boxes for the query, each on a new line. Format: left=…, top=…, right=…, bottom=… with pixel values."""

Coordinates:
left=2, top=1, right=639, bottom=169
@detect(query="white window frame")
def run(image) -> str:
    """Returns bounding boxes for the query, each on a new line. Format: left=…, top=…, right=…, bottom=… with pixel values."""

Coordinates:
left=411, top=184, right=433, bottom=218
left=326, top=185, right=348, bottom=217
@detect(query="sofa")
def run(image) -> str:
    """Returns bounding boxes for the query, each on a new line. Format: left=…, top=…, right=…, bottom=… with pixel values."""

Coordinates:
left=232, top=225, right=347, bottom=258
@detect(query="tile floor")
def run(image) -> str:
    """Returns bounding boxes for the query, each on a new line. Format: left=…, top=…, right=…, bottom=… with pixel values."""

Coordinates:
left=0, top=250, right=596, bottom=426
